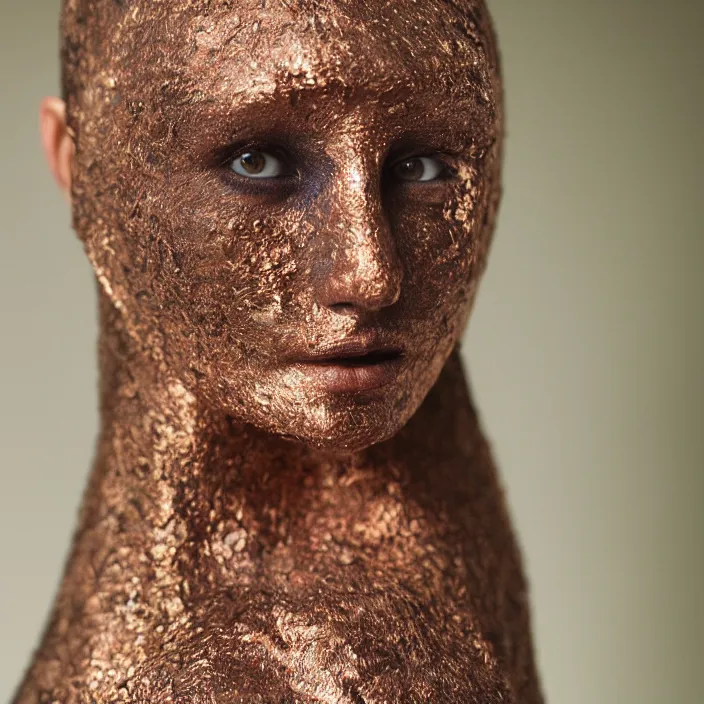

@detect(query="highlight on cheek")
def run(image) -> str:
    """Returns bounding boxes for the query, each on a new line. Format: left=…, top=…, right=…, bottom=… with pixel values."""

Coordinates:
left=16, top=1, right=543, bottom=702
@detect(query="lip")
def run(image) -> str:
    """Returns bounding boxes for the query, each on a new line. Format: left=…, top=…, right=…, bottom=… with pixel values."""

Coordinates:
left=286, top=335, right=405, bottom=393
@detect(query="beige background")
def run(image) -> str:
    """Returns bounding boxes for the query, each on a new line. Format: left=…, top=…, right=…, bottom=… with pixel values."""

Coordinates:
left=1, top=0, right=702, bottom=701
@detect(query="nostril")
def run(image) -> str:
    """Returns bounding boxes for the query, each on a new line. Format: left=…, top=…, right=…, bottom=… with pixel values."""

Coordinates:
left=318, top=262, right=402, bottom=313
left=341, top=679, right=367, bottom=704
left=330, top=302, right=356, bottom=313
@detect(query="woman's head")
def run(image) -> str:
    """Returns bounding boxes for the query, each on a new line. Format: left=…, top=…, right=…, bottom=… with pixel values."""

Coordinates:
left=45, top=0, right=503, bottom=451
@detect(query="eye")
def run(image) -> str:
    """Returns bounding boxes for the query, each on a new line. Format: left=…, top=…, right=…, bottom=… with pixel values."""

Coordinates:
left=392, top=156, right=447, bottom=182
left=229, top=149, right=288, bottom=179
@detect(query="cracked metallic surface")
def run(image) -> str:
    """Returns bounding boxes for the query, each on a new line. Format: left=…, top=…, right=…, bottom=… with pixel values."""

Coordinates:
left=15, top=1, right=543, bottom=702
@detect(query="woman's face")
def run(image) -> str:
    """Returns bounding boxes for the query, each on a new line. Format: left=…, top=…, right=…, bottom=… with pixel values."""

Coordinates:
left=70, top=0, right=502, bottom=451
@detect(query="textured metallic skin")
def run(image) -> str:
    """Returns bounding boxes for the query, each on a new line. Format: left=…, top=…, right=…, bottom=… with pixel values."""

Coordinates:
left=15, top=1, right=544, bottom=701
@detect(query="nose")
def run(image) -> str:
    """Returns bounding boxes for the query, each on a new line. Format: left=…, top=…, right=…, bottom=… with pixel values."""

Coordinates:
left=312, top=153, right=403, bottom=314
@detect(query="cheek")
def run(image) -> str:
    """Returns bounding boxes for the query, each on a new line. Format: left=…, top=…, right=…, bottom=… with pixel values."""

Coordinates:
left=74, top=147, right=301, bottom=369
left=393, top=179, right=490, bottom=323
left=145, top=209, right=303, bottom=369
left=172, top=199, right=306, bottom=338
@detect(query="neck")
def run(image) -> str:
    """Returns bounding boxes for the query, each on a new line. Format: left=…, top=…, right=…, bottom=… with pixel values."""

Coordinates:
left=15, top=286, right=542, bottom=704
left=90, top=281, right=488, bottom=555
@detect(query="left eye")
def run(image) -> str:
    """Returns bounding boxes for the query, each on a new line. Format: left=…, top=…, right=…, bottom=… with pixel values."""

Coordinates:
left=230, top=150, right=287, bottom=178
left=392, top=156, right=446, bottom=182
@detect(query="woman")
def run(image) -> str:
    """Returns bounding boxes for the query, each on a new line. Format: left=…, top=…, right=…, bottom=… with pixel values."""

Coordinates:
left=16, top=0, right=543, bottom=701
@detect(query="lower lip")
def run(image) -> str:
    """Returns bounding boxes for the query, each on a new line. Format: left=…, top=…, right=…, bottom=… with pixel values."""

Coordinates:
left=289, top=356, right=404, bottom=393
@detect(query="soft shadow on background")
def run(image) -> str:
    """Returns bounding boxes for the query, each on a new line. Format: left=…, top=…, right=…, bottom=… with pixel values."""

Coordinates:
left=1, top=1, right=702, bottom=702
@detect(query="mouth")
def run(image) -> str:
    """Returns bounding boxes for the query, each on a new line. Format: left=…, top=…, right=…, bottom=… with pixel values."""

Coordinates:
left=311, top=348, right=403, bottom=367
left=287, top=341, right=405, bottom=393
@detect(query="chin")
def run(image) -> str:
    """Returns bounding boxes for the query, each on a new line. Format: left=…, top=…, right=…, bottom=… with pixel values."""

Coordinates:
left=294, top=421, right=402, bottom=454
left=202, top=361, right=424, bottom=452
left=250, top=389, right=414, bottom=454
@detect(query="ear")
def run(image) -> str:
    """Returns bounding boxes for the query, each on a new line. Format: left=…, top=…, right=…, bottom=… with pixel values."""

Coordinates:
left=39, top=97, right=74, bottom=203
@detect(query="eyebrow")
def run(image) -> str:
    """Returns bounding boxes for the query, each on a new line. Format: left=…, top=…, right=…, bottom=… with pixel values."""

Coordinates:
left=193, top=70, right=493, bottom=122
left=174, top=59, right=498, bottom=159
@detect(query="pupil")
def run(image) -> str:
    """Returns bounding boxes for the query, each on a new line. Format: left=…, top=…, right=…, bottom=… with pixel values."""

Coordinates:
left=397, top=158, right=424, bottom=181
left=240, top=151, right=265, bottom=174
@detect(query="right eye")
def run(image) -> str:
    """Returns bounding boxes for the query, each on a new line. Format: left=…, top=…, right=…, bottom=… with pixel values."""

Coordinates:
left=391, top=155, right=449, bottom=183
left=229, top=149, right=288, bottom=179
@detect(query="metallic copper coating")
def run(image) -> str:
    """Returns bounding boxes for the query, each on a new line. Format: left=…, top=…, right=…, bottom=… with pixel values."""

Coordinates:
left=15, top=1, right=543, bottom=702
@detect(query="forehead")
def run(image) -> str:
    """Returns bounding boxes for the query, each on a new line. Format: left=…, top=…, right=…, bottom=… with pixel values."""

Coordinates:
left=108, top=0, right=497, bottom=107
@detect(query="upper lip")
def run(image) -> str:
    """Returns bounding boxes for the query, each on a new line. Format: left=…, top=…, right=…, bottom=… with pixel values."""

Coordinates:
left=288, top=333, right=405, bottom=364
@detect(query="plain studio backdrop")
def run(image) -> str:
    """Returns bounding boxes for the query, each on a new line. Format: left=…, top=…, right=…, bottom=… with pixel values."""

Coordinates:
left=1, top=1, right=702, bottom=701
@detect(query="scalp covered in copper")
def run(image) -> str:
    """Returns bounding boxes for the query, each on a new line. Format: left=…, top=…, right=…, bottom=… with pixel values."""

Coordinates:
left=15, top=1, right=543, bottom=702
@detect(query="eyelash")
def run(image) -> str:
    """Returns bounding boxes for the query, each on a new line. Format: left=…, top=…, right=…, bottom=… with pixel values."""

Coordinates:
left=216, top=143, right=457, bottom=191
